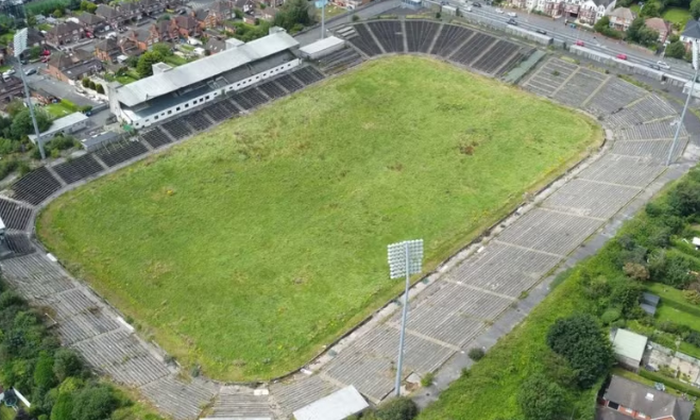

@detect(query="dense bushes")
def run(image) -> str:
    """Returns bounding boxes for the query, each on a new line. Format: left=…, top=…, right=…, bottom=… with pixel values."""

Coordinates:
left=350, top=397, right=418, bottom=420
left=0, top=280, right=163, bottom=420
left=546, top=314, right=615, bottom=388
left=518, top=374, right=564, bottom=420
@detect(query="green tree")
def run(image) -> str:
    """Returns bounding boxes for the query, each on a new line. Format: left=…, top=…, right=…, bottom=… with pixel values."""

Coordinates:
left=668, top=179, right=700, bottom=216
left=151, top=43, right=173, bottom=57
left=546, top=314, right=614, bottom=388
left=627, top=17, right=659, bottom=46
left=53, top=349, right=84, bottom=381
left=374, top=397, right=418, bottom=420
left=50, top=392, right=74, bottom=420
left=95, top=84, right=104, bottom=94
left=26, top=13, right=37, bottom=27
left=692, top=0, right=700, bottom=18
left=53, top=8, right=64, bottom=17
left=640, top=0, right=662, bottom=17
left=273, top=0, right=315, bottom=30
left=136, top=51, right=164, bottom=78
left=81, top=77, right=90, bottom=88
left=594, top=15, right=611, bottom=33
left=10, top=109, right=51, bottom=140
left=71, top=384, right=118, bottom=420
left=33, top=352, right=57, bottom=390
left=517, top=373, right=564, bottom=420
left=157, top=13, right=170, bottom=21
left=79, top=0, right=96, bottom=12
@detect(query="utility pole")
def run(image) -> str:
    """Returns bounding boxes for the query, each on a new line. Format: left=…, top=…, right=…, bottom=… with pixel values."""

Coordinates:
left=14, top=28, right=45, bottom=160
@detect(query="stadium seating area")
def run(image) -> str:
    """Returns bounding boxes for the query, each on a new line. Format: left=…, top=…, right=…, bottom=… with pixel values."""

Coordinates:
left=0, top=198, right=33, bottom=231
left=11, top=167, right=62, bottom=206
left=142, top=127, right=173, bottom=149
left=162, top=120, right=193, bottom=141
left=276, top=74, right=305, bottom=92
left=184, top=111, right=213, bottom=132
left=53, top=154, right=104, bottom=185
left=95, top=140, right=149, bottom=168
left=339, top=20, right=532, bottom=77
left=316, top=48, right=363, bottom=74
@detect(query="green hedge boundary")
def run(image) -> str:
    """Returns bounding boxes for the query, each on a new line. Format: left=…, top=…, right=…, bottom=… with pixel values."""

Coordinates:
left=638, top=369, right=700, bottom=398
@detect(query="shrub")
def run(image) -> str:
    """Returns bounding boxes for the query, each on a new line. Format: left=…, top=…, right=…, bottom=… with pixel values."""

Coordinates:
left=639, top=368, right=700, bottom=398
left=34, top=352, right=57, bottom=390
left=684, top=289, right=700, bottom=305
left=686, top=331, right=700, bottom=347
left=623, top=262, right=649, bottom=281
left=517, top=373, right=564, bottom=420
left=71, top=384, right=118, bottom=420
left=421, top=371, right=435, bottom=387
left=53, top=349, right=84, bottom=382
left=468, top=347, right=484, bottom=361
left=601, top=307, right=621, bottom=325
left=546, top=314, right=614, bottom=389
left=375, top=397, right=418, bottom=420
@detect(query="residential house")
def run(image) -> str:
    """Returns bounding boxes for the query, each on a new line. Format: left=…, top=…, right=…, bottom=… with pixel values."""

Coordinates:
left=600, top=375, right=693, bottom=420
left=579, top=0, right=616, bottom=25
left=610, top=329, right=647, bottom=372
left=200, top=1, right=234, bottom=28
left=118, top=37, right=141, bottom=56
left=0, top=77, right=23, bottom=110
left=645, top=17, right=671, bottom=43
left=681, top=19, right=700, bottom=50
left=45, top=50, right=102, bottom=82
left=608, top=7, right=636, bottom=31
left=149, top=20, right=172, bottom=43
left=138, top=0, right=166, bottom=16
left=96, top=4, right=121, bottom=26
left=78, top=12, right=107, bottom=34
left=44, top=21, right=83, bottom=47
left=117, top=1, right=142, bottom=22
left=170, top=15, right=202, bottom=38
left=94, top=37, right=121, bottom=62
left=127, top=27, right=151, bottom=50
left=233, top=0, right=256, bottom=13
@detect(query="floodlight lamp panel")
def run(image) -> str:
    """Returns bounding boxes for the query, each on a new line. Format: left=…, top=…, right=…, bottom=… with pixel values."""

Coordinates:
left=13, top=28, right=28, bottom=56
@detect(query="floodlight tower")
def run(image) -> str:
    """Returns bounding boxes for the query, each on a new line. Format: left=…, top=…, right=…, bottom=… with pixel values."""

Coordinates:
left=14, top=28, right=46, bottom=160
left=387, top=239, right=424, bottom=396
left=667, top=39, right=700, bottom=166
left=320, top=0, right=327, bottom=39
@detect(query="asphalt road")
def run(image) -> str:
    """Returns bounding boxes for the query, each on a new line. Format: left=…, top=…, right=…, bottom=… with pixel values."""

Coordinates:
left=457, top=2, right=697, bottom=79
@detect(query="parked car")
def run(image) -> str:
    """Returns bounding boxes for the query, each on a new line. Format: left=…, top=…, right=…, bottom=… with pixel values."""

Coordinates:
left=465, top=6, right=472, bottom=11
left=41, top=49, right=51, bottom=56
left=575, top=40, right=584, bottom=46
left=616, top=53, right=627, bottom=60
left=507, top=11, right=517, bottom=17
left=473, top=2, right=481, bottom=7
left=4, top=69, right=15, bottom=76
left=656, top=61, right=671, bottom=69
left=535, top=29, right=547, bottom=34
left=649, top=63, right=661, bottom=70
left=24, top=68, right=36, bottom=76
left=507, top=18, right=517, bottom=25
left=495, top=7, right=503, bottom=13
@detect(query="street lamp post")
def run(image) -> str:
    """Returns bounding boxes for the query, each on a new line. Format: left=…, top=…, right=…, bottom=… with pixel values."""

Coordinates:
left=387, top=239, right=423, bottom=397
left=667, top=39, right=699, bottom=166
left=320, top=0, right=326, bottom=39
left=13, top=28, right=45, bottom=160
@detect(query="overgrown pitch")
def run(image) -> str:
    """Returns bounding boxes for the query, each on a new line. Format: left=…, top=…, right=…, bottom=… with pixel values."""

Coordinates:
left=38, top=56, right=601, bottom=381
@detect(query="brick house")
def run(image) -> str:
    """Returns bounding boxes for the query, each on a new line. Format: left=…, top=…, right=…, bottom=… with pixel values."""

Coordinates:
left=233, top=0, right=256, bottom=13
left=645, top=17, right=671, bottom=43
left=45, top=50, right=102, bottom=82
left=78, top=12, right=107, bottom=34
left=579, top=0, right=616, bottom=25
left=600, top=375, right=693, bottom=420
left=94, top=37, right=121, bottom=62
left=126, top=28, right=150, bottom=50
left=170, top=15, right=202, bottom=38
left=194, top=1, right=233, bottom=28
left=608, top=7, right=636, bottom=31
left=0, top=77, right=23, bottom=110
left=118, top=37, right=141, bottom=56
left=45, top=21, right=83, bottom=47
left=149, top=20, right=172, bottom=43
left=117, top=1, right=142, bottom=22
left=138, top=0, right=165, bottom=16
left=96, top=4, right=121, bottom=25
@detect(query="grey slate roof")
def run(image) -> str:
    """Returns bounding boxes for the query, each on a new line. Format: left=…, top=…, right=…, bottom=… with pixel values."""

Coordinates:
left=604, top=375, right=694, bottom=420
left=683, top=19, right=700, bottom=39
left=78, top=12, right=105, bottom=25
left=642, top=292, right=659, bottom=306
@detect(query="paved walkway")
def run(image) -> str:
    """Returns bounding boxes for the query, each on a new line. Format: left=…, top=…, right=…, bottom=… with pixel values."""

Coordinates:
left=0, top=22, right=698, bottom=420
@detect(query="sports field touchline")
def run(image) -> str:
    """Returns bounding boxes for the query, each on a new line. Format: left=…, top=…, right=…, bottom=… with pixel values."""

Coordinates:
left=37, top=56, right=602, bottom=382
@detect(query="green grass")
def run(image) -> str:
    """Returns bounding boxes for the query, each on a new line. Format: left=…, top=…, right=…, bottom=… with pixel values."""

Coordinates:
left=0, top=407, right=14, bottom=420
left=0, top=65, right=11, bottom=73
left=316, top=4, right=346, bottom=19
left=648, top=282, right=700, bottom=330
left=44, top=102, right=76, bottom=119
left=37, top=56, right=601, bottom=381
left=164, top=55, right=189, bottom=67
left=419, top=265, right=600, bottom=420
left=663, top=7, right=692, bottom=28
left=630, top=3, right=641, bottom=14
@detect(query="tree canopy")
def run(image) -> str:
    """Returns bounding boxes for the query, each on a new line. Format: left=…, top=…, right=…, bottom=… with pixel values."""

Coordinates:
left=136, top=51, right=164, bottom=78
left=273, top=0, right=315, bottom=31
left=518, top=373, right=564, bottom=420
left=626, top=17, right=660, bottom=47
left=546, top=314, right=614, bottom=388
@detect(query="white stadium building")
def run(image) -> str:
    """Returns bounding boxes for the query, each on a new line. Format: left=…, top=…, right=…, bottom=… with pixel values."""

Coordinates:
left=107, top=27, right=301, bottom=129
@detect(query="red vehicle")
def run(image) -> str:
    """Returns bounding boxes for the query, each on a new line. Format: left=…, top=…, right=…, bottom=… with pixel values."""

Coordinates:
left=575, top=40, right=584, bottom=46
left=617, top=53, right=627, bottom=60
left=41, top=49, right=51, bottom=56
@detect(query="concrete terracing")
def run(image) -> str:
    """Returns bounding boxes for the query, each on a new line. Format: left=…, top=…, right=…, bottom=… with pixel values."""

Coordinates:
left=0, top=26, right=698, bottom=420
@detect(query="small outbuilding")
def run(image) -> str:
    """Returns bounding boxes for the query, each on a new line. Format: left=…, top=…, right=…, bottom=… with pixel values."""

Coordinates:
left=293, top=385, right=368, bottom=420
left=299, top=36, right=345, bottom=60
left=28, top=113, right=89, bottom=145
left=611, top=328, right=648, bottom=371
left=640, top=292, right=660, bottom=316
